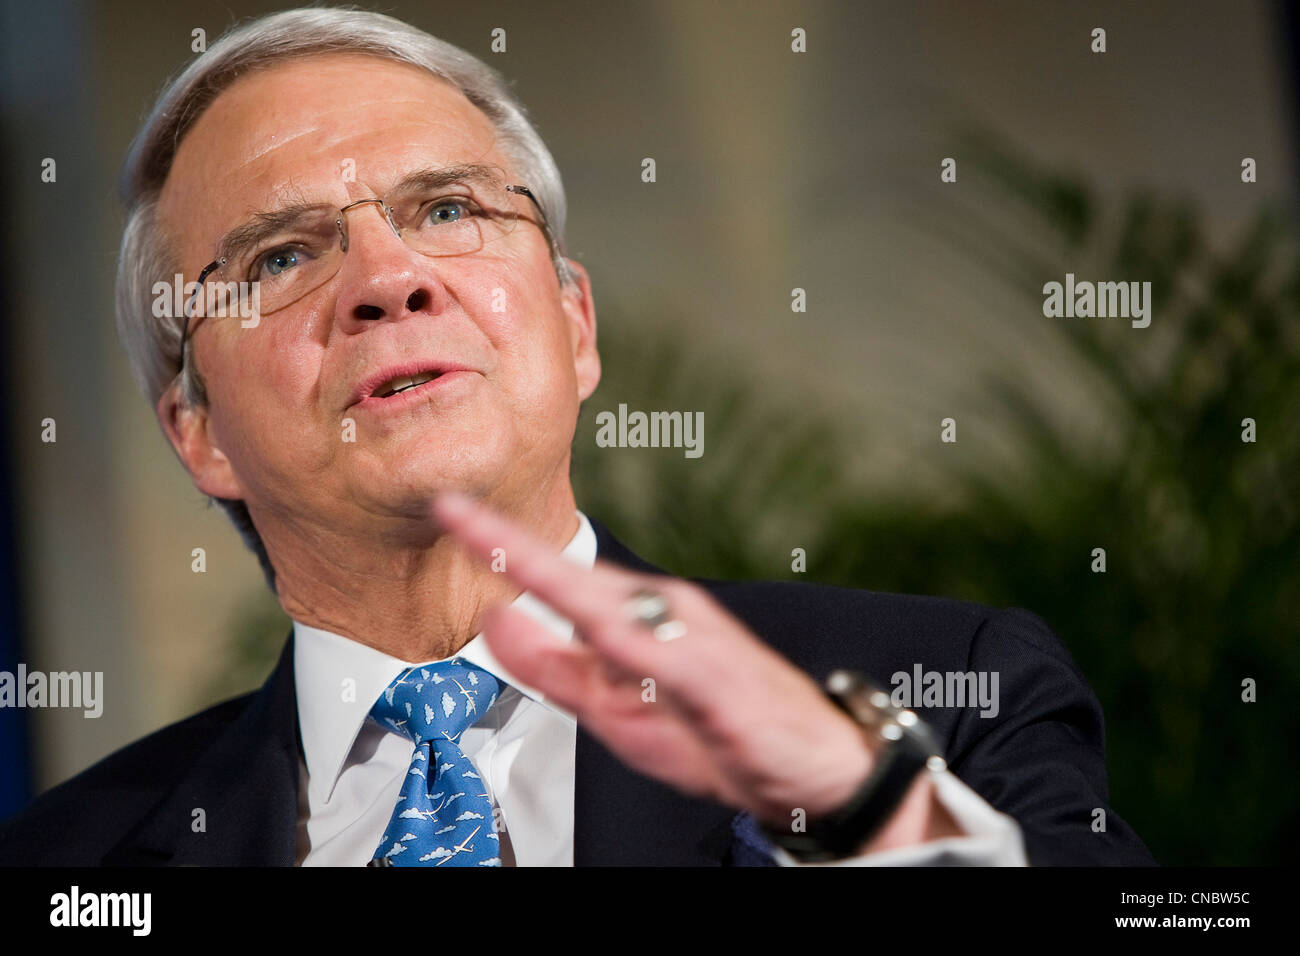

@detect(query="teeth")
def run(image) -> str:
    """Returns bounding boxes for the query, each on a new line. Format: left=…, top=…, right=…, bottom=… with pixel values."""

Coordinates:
left=377, top=370, right=439, bottom=397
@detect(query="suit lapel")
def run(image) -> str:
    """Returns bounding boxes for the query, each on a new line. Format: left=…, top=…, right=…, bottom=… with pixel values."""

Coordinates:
left=103, top=635, right=301, bottom=865
left=572, top=517, right=739, bottom=865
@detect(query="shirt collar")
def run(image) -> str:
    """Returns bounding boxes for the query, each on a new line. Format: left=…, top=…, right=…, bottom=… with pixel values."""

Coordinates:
left=293, top=510, right=597, bottom=804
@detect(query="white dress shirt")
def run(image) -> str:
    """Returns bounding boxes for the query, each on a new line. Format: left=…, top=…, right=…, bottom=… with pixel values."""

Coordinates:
left=294, top=510, right=1026, bottom=866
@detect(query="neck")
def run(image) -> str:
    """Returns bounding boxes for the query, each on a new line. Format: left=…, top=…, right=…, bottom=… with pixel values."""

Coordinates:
left=259, top=481, right=581, bottom=662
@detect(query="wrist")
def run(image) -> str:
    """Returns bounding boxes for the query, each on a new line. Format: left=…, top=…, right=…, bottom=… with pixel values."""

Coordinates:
left=804, top=715, right=880, bottom=821
left=849, top=764, right=962, bottom=855
left=760, top=670, right=943, bottom=862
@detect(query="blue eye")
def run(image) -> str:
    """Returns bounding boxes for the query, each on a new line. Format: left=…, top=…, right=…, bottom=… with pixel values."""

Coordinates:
left=261, top=248, right=301, bottom=276
left=427, top=199, right=469, bottom=225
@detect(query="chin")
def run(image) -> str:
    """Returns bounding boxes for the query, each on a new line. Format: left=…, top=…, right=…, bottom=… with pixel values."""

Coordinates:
left=358, top=435, right=511, bottom=505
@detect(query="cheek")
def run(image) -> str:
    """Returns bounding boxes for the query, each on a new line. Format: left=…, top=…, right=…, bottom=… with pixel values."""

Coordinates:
left=488, top=313, right=577, bottom=423
left=477, top=266, right=576, bottom=387
left=203, top=322, right=326, bottom=448
left=243, top=332, right=322, bottom=407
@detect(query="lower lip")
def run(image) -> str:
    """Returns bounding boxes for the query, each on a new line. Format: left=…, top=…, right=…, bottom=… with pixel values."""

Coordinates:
left=353, top=370, right=476, bottom=415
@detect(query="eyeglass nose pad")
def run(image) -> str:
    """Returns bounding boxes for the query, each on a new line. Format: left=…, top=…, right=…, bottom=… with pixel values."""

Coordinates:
left=336, top=199, right=401, bottom=254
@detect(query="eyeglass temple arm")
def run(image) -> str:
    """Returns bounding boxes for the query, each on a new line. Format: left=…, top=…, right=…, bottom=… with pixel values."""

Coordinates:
left=506, top=184, right=564, bottom=263
left=177, top=257, right=225, bottom=371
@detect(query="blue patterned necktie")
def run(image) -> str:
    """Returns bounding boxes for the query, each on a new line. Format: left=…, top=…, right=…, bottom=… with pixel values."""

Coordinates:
left=368, top=658, right=501, bottom=866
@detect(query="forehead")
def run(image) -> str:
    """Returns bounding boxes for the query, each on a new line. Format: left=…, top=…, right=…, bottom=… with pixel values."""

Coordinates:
left=158, top=53, right=508, bottom=256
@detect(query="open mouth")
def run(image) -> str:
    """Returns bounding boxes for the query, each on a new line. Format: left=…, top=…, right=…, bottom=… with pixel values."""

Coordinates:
left=374, top=370, right=443, bottom=398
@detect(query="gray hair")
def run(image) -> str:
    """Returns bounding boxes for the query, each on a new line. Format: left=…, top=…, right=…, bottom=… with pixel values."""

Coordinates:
left=115, top=7, right=576, bottom=591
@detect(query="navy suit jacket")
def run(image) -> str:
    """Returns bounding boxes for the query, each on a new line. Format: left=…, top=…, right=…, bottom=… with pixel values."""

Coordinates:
left=0, top=518, right=1154, bottom=866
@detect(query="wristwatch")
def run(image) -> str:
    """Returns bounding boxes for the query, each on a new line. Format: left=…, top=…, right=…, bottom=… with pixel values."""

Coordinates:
left=760, top=669, right=947, bottom=862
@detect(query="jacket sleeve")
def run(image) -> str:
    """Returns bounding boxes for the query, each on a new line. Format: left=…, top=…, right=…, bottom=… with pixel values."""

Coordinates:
left=942, top=607, right=1156, bottom=866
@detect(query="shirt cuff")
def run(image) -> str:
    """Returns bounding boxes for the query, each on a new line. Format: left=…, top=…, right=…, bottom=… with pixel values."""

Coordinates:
left=770, top=768, right=1028, bottom=867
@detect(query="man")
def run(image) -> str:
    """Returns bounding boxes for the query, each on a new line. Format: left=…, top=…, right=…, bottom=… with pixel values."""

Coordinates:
left=0, top=8, right=1152, bottom=866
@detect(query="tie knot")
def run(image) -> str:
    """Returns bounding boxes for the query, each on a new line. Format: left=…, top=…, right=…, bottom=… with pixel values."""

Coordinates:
left=369, top=658, right=500, bottom=746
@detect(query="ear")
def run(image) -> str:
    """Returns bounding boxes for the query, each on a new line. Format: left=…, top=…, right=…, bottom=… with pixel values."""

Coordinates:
left=156, top=378, right=245, bottom=500
left=558, top=258, right=600, bottom=401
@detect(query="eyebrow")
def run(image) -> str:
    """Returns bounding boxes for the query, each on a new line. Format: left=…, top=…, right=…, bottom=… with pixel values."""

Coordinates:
left=213, top=163, right=504, bottom=265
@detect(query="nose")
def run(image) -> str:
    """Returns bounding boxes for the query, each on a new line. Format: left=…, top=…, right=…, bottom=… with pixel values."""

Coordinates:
left=332, top=202, right=443, bottom=325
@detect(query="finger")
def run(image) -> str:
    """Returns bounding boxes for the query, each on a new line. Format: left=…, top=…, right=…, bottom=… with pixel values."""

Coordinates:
left=481, top=607, right=731, bottom=805
left=434, top=493, right=687, bottom=674
left=434, top=492, right=635, bottom=629
left=478, top=603, right=616, bottom=720
left=435, top=494, right=777, bottom=713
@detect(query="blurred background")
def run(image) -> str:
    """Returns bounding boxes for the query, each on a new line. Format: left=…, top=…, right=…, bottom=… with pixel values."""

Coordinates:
left=1, top=0, right=1297, bottom=865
